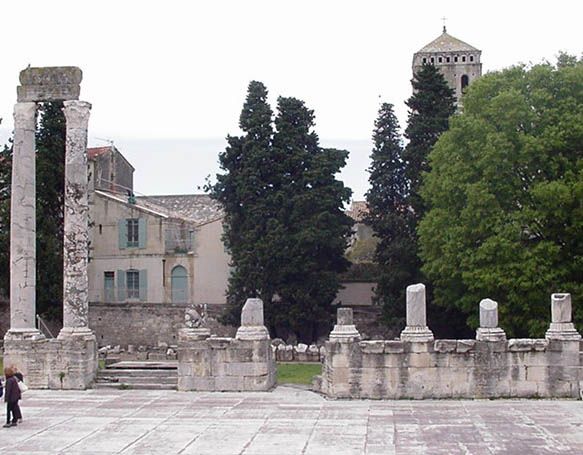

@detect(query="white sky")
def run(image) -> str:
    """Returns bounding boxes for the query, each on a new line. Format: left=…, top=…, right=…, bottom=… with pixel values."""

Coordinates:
left=1, top=0, right=581, bottom=199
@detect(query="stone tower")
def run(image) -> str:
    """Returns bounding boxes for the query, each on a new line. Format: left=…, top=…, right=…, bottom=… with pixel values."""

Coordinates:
left=412, top=27, right=482, bottom=103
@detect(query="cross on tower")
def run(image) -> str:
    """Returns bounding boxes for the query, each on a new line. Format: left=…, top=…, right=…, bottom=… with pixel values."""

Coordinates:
left=441, top=16, right=447, bottom=33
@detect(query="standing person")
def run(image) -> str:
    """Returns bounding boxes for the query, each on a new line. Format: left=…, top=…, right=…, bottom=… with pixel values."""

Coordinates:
left=3, top=367, right=21, bottom=428
left=11, top=366, right=24, bottom=423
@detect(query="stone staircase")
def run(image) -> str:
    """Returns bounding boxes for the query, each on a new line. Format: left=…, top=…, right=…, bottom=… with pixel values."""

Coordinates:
left=94, top=361, right=178, bottom=390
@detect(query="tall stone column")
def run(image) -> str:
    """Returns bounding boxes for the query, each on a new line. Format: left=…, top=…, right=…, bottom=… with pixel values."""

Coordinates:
left=58, top=100, right=93, bottom=337
left=6, top=102, right=43, bottom=340
left=400, top=283, right=434, bottom=342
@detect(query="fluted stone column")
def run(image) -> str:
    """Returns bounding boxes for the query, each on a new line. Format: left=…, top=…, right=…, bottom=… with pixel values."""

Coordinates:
left=58, top=101, right=93, bottom=338
left=545, top=293, right=581, bottom=341
left=6, top=102, right=43, bottom=340
left=476, top=298, right=506, bottom=341
left=400, top=283, right=434, bottom=342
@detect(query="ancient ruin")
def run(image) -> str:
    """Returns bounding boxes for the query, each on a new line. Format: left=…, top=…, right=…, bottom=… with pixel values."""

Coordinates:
left=3, top=67, right=97, bottom=389
left=317, top=285, right=582, bottom=399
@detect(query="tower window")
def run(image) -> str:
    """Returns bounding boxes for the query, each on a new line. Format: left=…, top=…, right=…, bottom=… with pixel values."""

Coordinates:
left=446, top=56, right=450, bottom=63
left=454, top=56, right=458, bottom=62
left=431, top=57, right=434, bottom=63
left=438, top=57, right=442, bottom=63
left=470, top=55, right=474, bottom=62
left=422, top=57, right=427, bottom=64
left=462, top=56, right=466, bottom=62
left=461, top=75, right=469, bottom=93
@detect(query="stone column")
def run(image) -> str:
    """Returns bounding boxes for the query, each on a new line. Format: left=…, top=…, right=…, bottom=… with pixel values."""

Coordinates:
left=58, top=100, right=93, bottom=338
left=545, top=293, right=581, bottom=341
left=400, top=283, right=434, bottom=342
left=236, top=298, right=270, bottom=340
left=476, top=298, right=506, bottom=341
left=329, top=308, right=360, bottom=342
left=6, top=102, right=43, bottom=340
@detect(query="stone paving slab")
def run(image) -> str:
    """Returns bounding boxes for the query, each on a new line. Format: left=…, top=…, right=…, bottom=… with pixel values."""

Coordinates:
left=0, top=387, right=581, bottom=454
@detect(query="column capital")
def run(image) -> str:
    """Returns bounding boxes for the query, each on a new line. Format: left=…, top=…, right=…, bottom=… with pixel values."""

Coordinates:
left=13, top=102, right=37, bottom=129
left=63, top=100, right=92, bottom=127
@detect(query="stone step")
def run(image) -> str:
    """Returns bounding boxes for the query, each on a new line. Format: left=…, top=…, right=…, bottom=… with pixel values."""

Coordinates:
left=106, top=361, right=177, bottom=370
left=98, top=369, right=178, bottom=377
left=96, top=375, right=177, bottom=385
left=94, top=382, right=177, bottom=390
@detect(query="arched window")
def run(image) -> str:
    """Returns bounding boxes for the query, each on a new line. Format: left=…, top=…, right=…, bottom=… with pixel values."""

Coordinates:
left=470, top=55, right=474, bottom=62
left=422, top=57, right=427, bottom=64
left=431, top=57, right=434, bottom=63
left=461, top=75, right=469, bottom=93
left=438, top=57, right=442, bottom=63
left=462, top=55, right=466, bottom=62
left=454, top=56, right=458, bottom=62
left=446, top=56, right=450, bottom=63
left=171, top=265, right=188, bottom=303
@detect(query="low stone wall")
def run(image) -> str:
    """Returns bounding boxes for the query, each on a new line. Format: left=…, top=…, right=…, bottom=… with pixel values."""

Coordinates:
left=318, top=286, right=583, bottom=399
left=321, top=338, right=582, bottom=399
left=88, top=302, right=234, bottom=347
left=3, top=332, right=97, bottom=390
left=177, top=298, right=276, bottom=392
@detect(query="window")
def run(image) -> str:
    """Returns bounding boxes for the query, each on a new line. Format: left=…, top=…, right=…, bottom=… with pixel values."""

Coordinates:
left=422, top=57, right=426, bottom=64
left=454, top=56, right=458, bottom=62
left=430, top=57, right=434, bottom=63
left=438, top=57, right=442, bottom=63
left=446, top=56, right=450, bottom=63
left=119, top=218, right=147, bottom=249
left=126, top=269, right=140, bottom=299
left=470, top=55, right=474, bottom=62
left=462, top=56, right=466, bottom=62
left=127, top=219, right=139, bottom=247
left=461, top=75, right=469, bottom=92
left=171, top=266, right=188, bottom=303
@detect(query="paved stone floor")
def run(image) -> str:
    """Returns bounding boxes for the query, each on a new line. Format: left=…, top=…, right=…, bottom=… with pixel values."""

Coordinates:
left=0, top=387, right=581, bottom=454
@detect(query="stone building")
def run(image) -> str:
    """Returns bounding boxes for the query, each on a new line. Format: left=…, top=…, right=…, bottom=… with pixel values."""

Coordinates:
left=412, top=27, right=482, bottom=103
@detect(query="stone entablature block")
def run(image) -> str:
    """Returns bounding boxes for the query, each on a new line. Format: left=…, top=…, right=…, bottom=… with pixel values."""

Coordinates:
left=17, top=66, right=82, bottom=102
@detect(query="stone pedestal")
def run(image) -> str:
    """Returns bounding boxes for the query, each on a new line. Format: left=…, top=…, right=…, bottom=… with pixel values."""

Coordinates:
left=545, top=293, right=581, bottom=341
left=400, top=283, right=434, bottom=342
left=476, top=298, right=506, bottom=342
left=235, top=298, right=270, bottom=341
left=329, top=308, right=361, bottom=342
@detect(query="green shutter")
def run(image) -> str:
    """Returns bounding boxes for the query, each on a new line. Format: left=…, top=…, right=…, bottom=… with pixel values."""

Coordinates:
left=118, top=219, right=127, bottom=249
left=138, top=218, right=147, bottom=248
left=139, top=269, right=148, bottom=301
left=117, top=270, right=126, bottom=301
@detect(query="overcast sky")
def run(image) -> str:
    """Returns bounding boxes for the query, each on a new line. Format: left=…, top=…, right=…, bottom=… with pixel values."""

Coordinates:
left=1, top=0, right=581, bottom=199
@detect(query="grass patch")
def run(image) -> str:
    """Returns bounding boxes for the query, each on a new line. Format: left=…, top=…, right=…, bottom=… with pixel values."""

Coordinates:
left=98, top=359, right=106, bottom=370
left=277, top=362, right=321, bottom=385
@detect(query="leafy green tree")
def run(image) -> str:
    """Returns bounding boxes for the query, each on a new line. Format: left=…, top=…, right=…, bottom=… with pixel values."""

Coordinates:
left=364, top=103, right=415, bottom=331
left=210, top=84, right=353, bottom=342
left=403, top=64, right=456, bottom=219
left=0, top=120, right=12, bottom=299
left=419, top=57, right=583, bottom=337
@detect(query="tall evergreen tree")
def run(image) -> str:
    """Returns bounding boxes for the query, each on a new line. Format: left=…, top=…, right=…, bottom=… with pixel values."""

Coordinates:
left=365, top=103, right=415, bottom=331
left=271, top=97, right=353, bottom=341
left=210, top=84, right=353, bottom=342
left=403, top=64, right=456, bottom=220
left=0, top=120, right=12, bottom=299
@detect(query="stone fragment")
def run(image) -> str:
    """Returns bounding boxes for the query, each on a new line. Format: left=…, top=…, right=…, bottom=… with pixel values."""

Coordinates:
left=329, top=307, right=360, bottom=342
left=360, top=341, right=385, bottom=354
left=384, top=340, right=405, bottom=353
left=400, top=283, right=434, bottom=342
left=337, top=308, right=354, bottom=325
left=476, top=298, right=506, bottom=342
left=17, top=67, right=82, bottom=102
left=434, top=340, right=457, bottom=353
left=456, top=340, right=476, bottom=353
left=508, top=339, right=549, bottom=352
left=545, top=293, right=582, bottom=341
left=236, top=298, right=270, bottom=340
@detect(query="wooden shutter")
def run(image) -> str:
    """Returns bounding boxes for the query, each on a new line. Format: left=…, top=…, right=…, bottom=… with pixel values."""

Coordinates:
left=117, top=269, right=126, bottom=301
left=118, top=219, right=127, bottom=249
left=139, top=269, right=148, bottom=301
left=138, top=218, right=147, bottom=249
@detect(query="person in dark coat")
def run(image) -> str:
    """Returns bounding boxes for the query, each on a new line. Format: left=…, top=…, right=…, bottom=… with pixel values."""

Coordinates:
left=3, top=367, right=22, bottom=427
left=11, top=366, right=24, bottom=423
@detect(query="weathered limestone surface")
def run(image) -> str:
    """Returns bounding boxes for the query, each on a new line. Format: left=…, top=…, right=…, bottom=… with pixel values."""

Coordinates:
left=178, top=298, right=276, bottom=391
left=7, top=102, right=42, bottom=338
left=546, top=294, right=581, bottom=341
left=476, top=298, right=507, bottom=342
left=235, top=298, right=270, bottom=341
left=318, top=291, right=582, bottom=399
left=17, top=66, right=82, bottom=102
left=400, top=283, right=434, bottom=342
left=60, top=101, right=92, bottom=332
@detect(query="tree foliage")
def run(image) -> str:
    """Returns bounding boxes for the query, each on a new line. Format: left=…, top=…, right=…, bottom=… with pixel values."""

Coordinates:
left=0, top=120, right=12, bottom=299
left=210, top=82, right=353, bottom=342
left=365, top=103, right=415, bottom=329
left=419, top=57, right=583, bottom=337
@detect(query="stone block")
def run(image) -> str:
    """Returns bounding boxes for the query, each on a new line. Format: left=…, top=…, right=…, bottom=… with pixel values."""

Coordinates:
left=479, top=298, right=499, bottom=328
left=360, top=341, right=385, bottom=354
left=384, top=340, right=404, bottom=353
left=434, top=340, right=457, bottom=353
left=408, top=352, right=436, bottom=368
left=240, top=298, right=265, bottom=326
left=227, top=362, right=270, bottom=377
left=509, top=339, right=540, bottom=352
left=208, top=337, right=233, bottom=349
left=277, top=344, right=293, bottom=361
left=456, top=340, right=476, bottom=353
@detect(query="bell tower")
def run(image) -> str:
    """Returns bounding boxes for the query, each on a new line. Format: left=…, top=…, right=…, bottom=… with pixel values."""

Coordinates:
left=412, top=27, right=482, bottom=103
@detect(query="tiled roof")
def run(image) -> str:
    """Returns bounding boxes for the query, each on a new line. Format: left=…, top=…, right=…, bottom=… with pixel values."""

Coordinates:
left=137, top=194, right=224, bottom=225
left=417, top=30, right=479, bottom=53
left=347, top=201, right=369, bottom=222
left=87, top=146, right=112, bottom=160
